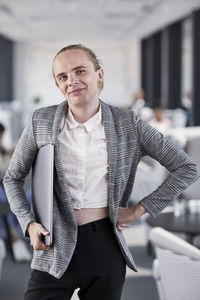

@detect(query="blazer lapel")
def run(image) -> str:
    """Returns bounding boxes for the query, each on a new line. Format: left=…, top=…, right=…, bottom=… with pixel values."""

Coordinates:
left=101, top=101, right=118, bottom=222
left=51, top=101, right=75, bottom=214
left=51, top=100, right=67, bottom=143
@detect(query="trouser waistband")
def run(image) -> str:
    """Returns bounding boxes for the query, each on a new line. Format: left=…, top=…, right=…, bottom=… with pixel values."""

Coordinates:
left=77, top=217, right=111, bottom=232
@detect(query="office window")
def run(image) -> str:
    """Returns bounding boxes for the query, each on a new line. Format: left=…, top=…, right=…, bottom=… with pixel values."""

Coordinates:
left=181, top=17, right=193, bottom=126
left=0, top=35, right=13, bottom=102
left=192, top=9, right=200, bottom=126
left=141, top=32, right=161, bottom=107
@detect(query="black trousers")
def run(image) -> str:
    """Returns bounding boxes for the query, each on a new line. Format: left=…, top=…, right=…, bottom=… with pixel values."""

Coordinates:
left=24, top=218, right=126, bottom=300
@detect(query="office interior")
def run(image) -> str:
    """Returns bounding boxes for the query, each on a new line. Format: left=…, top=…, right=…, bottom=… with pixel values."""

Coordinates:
left=0, top=1, right=200, bottom=300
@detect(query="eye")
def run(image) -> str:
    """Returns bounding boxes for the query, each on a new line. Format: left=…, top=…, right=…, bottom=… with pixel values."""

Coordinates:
left=76, top=69, right=85, bottom=75
left=59, top=74, right=67, bottom=81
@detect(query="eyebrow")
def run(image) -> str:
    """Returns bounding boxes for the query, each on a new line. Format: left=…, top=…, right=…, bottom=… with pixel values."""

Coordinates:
left=56, top=66, right=87, bottom=79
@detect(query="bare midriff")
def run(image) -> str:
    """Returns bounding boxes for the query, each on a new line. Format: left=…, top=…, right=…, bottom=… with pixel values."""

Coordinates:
left=74, top=207, right=109, bottom=226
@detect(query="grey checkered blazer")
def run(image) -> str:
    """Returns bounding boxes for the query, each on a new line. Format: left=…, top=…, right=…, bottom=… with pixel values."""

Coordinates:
left=3, top=100, right=200, bottom=278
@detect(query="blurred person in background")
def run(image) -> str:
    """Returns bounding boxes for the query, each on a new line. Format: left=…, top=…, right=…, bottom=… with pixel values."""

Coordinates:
left=0, top=122, right=31, bottom=262
left=182, top=91, right=192, bottom=126
left=3, top=44, right=200, bottom=300
left=131, top=89, right=152, bottom=121
left=131, top=89, right=145, bottom=114
left=0, top=123, right=10, bottom=180
left=149, top=103, right=172, bottom=134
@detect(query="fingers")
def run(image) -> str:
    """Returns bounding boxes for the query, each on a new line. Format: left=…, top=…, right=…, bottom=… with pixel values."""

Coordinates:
left=35, top=228, right=50, bottom=251
left=117, top=223, right=131, bottom=231
left=34, top=240, right=51, bottom=251
left=117, top=207, right=134, bottom=225
left=33, top=233, right=51, bottom=251
left=29, top=223, right=51, bottom=251
left=41, top=227, right=50, bottom=236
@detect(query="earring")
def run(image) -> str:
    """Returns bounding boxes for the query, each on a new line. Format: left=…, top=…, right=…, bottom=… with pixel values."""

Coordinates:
left=97, top=80, right=104, bottom=92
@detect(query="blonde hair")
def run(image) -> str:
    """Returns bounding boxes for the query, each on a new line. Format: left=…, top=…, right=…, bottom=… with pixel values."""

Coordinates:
left=53, top=44, right=104, bottom=93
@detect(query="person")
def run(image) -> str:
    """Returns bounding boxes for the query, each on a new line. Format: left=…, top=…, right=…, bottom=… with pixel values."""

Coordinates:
left=131, top=89, right=145, bottom=114
left=149, top=103, right=172, bottom=134
left=131, top=89, right=152, bottom=121
left=0, top=122, right=31, bottom=262
left=3, top=44, right=200, bottom=300
left=0, top=123, right=11, bottom=180
left=182, top=91, right=192, bottom=126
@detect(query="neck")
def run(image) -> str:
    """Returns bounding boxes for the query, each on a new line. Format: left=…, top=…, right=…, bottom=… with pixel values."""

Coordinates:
left=68, top=99, right=100, bottom=123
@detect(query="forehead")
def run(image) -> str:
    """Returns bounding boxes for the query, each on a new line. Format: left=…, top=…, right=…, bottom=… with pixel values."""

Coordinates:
left=53, top=49, right=95, bottom=74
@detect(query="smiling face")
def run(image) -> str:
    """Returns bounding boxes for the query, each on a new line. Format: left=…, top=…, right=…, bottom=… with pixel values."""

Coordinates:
left=53, top=49, right=104, bottom=109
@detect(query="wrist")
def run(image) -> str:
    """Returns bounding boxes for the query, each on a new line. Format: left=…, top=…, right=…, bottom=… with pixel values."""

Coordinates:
left=132, top=204, right=146, bottom=219
left=27, top=221, right=36, bottom=236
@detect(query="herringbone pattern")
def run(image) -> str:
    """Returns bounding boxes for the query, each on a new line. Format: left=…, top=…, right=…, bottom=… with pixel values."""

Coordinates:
left=4, top=100, right=200, bottom=279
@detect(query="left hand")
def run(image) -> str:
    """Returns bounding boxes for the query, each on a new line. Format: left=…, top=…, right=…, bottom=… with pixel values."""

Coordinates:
left=117, top=204, right=146, bottom=231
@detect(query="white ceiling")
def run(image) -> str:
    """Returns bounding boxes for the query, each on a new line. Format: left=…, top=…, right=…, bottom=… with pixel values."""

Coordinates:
left=0, top=0, right=200, bottom=45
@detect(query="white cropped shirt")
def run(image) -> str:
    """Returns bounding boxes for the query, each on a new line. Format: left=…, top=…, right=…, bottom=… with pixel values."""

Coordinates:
left=57, top=107, right=109, bottom=210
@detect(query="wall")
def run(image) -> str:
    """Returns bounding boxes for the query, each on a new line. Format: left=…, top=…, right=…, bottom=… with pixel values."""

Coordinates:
left=13, top=40, right=140, bottom=124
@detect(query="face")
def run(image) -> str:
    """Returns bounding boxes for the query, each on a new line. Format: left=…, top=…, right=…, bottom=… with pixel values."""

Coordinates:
left=154, top=108, right=163, bottom=122
left=53, top=49, right=104, bottom=108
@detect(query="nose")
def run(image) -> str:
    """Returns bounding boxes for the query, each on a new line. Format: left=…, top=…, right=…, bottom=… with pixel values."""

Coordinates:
left=67, top=72, right=78, bottom=86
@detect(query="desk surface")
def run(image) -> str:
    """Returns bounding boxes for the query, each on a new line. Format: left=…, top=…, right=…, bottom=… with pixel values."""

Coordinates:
left=167, top=126, right=200, bottom=147
left=146, top=211, right=200, bottom=236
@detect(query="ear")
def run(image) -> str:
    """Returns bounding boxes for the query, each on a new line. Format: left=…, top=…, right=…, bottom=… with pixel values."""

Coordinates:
left=97, top=68, right=104, bottom=81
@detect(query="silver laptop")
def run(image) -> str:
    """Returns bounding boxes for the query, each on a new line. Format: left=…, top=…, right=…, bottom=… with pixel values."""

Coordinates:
left=32, top=143, right=54, bottom=246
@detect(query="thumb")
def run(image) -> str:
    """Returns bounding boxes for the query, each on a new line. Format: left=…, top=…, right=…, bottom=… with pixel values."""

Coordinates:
left=40, top=226, right=50, bottom=236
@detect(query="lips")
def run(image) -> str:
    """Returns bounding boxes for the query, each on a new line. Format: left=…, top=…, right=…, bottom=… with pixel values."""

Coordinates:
left=69, top=87, right=85, bottom=95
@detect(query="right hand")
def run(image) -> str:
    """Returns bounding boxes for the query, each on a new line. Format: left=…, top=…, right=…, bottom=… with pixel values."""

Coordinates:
left=27, top=222, right=51, bottom=251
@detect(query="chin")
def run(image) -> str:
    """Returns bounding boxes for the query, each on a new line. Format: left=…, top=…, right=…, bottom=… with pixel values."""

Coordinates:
left=68, top=98, right=87, bottom=106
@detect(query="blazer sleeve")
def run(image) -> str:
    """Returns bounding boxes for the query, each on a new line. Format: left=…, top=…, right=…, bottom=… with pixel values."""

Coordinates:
left=3, top=117, right=38, bottom=236
left=135, top=116, right=200, bottom=217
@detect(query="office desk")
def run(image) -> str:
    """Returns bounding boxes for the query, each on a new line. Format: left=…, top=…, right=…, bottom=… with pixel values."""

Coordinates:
left=146, top=211, right=200, bottom=244
left=167, top=126, right=200, bottom=147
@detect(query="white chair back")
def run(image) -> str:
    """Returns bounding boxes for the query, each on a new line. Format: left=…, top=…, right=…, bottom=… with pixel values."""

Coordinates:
left=150, top=227, right=200, bottom=300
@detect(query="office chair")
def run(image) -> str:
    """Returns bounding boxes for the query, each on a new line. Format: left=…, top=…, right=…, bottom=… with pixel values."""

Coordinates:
left=150, top=227, right=200, bottom=300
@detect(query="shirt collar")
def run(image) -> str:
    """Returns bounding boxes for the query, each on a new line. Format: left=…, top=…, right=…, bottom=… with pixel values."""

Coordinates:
left=66, top=105, right=102, bottom=132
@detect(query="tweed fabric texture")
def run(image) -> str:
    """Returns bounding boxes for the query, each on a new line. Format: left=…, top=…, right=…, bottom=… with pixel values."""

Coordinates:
left=3, top=100, right=200, bottom=278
